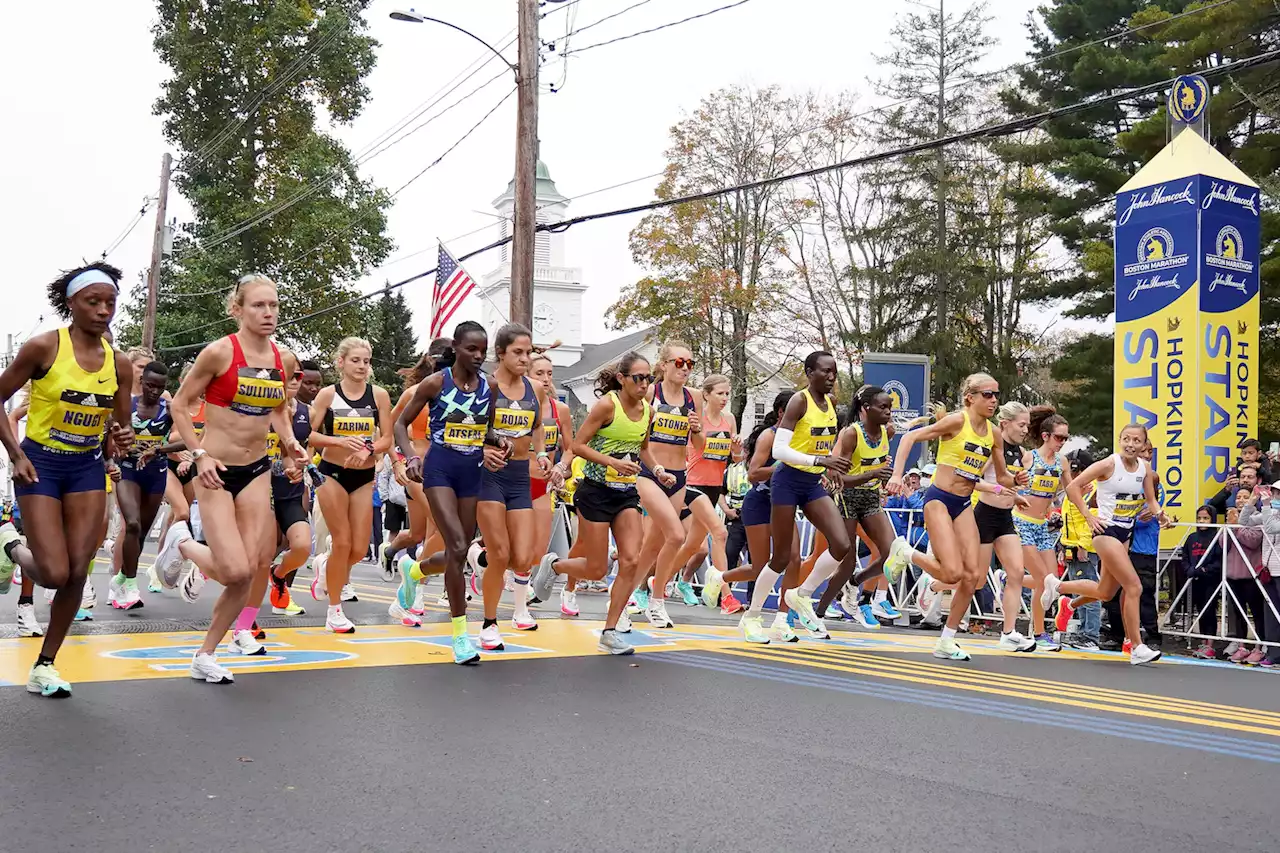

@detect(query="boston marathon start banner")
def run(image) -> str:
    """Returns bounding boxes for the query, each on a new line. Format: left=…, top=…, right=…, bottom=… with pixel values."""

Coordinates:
left=1114, top=116, right=1261, bottom=547
left=863, top=352, right=930, bottom=470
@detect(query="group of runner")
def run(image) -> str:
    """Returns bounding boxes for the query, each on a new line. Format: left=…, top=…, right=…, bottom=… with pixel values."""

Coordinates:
left=0, top=263, right=1169, bottom=698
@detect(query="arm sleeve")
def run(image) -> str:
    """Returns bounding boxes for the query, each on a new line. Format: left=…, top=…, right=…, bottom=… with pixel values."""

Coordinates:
left=771, top=428, right=817, bottom=468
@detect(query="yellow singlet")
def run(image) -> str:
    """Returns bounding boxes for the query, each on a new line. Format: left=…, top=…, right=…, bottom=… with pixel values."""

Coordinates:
left=936, top=411, right=993, bottom=482
left=786, top=389, right=838, bottom=474
left=25, top=327, right=116, bottom=453
left=848, top=422, right=889, bottom=490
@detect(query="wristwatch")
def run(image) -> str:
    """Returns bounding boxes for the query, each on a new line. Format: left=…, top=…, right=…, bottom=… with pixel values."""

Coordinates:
left=191, top=449, right=208, bottom=462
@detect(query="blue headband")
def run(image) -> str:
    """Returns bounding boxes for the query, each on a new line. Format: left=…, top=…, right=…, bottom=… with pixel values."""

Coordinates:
left=67, top=269, right=118, bottom=299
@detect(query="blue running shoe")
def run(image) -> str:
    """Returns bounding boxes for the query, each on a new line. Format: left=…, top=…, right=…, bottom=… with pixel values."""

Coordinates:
left=634, top=587, right=650, bottom=610
left=73, top=608, right=93, bottom=622
left=827, top=601, right=854, bottom=621
left=397, top=556, right=417, bottom=610
left=871, top=599, right=901, bottom=620
left=452, top=633, right=481, bottom=665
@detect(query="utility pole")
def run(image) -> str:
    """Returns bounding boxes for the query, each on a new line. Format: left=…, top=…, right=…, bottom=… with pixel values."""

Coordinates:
left=510, top=0, right=539, bottom=331
left=934, top=0, right=947, bottom=364
left=142, top=152, right=172, bottom=352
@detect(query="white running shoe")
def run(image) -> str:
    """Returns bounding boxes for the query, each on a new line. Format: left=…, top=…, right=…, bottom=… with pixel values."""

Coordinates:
left=325, top=605, right=355, bottom=634
left=615, top=610, right=633, bottom=633
left=701, top=567, right=725, bottom=608
left=108, top=573, right=124, bottom=609
left=155, top=522, right=193, bottom=589
left=1040, top=572, right=1062, bottom=610
left=81, top=578, right=97, bottom=609
left=389, top=600, right=423, bottom=627
left=340, top=583, right=358, bottom=603
left=16, top=603, right=43, bottom=637
left=310, top=554, right=328, bottom=602
left=479, top=624, right=504, bottom=651
left=467, top=541, right=487, bottom=579
left=560, top=589, right=580, bottom=616
left=998, top=631, right=1037, bottom=653
left=190, top=652, right=234, bottom=684
left=884, top=536, right=912, bottom=583
left=120, top=577, right=143, bottom=610
left=740, top=613, right=770, bottom=644
left=146, top=563, right=163, bottom=593
left=178, top=562, right=206, bottom=604
left=645, top=599, right=674, bottom=628
left=411, top=582, right=428, bottom=615
left=227, top=629, right=266, bottom=656
left=1130, top=643, right=1162, bottom=665
left=510, top=610, right=537, bottom=631
left=769, top=612, right=798, bottom=643
left=597, top=629, right=634, bottom=655
left=933, top=636, right=971, bottom=661
left=437, top=588, right=450, bottom=607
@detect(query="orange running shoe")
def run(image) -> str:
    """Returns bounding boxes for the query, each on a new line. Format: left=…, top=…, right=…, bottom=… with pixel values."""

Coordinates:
left=252, top=621, right=266, bottom=641
left=1054, top=596, right=1074, bottom=634
left=720, top=592, right=745, bottom=615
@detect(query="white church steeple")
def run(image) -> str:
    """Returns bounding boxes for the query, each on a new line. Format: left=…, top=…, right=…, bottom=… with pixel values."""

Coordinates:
left=476, top=159, right=587, bottom=367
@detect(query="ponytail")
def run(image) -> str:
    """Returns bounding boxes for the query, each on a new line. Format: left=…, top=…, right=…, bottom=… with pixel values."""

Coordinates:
left=746, top=390, right=794, bottom=460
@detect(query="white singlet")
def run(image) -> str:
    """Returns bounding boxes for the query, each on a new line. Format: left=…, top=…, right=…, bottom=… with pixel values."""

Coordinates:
left=1095, top=454, right=1147, bottom=529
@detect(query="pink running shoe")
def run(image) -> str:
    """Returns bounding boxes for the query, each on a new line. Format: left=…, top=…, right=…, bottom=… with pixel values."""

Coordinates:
left=511, top=614, right=538, bottom=631
left=1244, top=649, right=1266, bottom=666
left=1231, top=645, right=1254, bottom=663
left=1191, top=642, right=1217, bottom=660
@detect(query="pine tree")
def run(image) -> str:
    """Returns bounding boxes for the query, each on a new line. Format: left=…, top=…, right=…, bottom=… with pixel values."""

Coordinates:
left=363, top=288, right=419, bottom=390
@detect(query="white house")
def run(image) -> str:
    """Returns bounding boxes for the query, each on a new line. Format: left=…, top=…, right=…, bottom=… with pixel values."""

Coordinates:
left=475, top=160, right=792, bottom=433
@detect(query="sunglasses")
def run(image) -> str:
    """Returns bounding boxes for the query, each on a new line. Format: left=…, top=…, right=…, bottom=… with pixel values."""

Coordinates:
left=292, top=371, right=304, bottom=380
left=1050, top=432, right=1069, bottom=441
left=627, top=373, right=654, bottom=384
left=669, top=357, right=696, bottom=370
left=978, top=390, right=1000, bottom=400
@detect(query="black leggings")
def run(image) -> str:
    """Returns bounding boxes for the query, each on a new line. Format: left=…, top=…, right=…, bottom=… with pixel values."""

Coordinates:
left=726, top=517, right=750, bottom=571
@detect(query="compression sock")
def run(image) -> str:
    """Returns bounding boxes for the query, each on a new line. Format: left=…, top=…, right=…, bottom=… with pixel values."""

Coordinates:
left=235, top=607, right=258, bottom=633
left=749, top=565, right=780, bottom=614
left=798, top=549, right=840, bottom=596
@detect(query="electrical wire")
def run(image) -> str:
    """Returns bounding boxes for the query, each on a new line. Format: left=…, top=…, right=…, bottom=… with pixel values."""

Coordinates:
left=563, top=0, right=754, bottom=55
left=160, top=51, right=1280, bottom=355
left=99, top=197, right=154, bottom=260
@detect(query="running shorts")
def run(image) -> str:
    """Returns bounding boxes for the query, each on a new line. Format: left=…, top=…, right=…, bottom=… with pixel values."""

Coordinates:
left=1014, top=513, right=1058, bottom=551
left=922, top=484, right=970, bottom=521
left=576, top=479, right=641, bottom=524
left=639, top=465, right=686, bottom=498
left=480, top=462, right=533, bottom=510
left=422, top=444, right=483, bottom=499
left=975, top=501, right=1017, bottom=544
left=770, top=465, right=827, bottom=508
left=838, top=488, right=883, bottom=522
left=15, top=439, right=106, bottom=500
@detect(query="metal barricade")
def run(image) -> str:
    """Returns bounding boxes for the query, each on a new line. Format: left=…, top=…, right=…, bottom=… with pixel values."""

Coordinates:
left=1157, top=521, right=1280, bottom=649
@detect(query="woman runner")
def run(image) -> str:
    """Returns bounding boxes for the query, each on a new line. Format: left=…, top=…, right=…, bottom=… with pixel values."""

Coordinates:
left=307, top=337, right=394, bottom=633
left=531, top=352, right=668, bottom=655
left=109, top=361, right=175, bottom=611
left=1046, top=423, right=1166, bottom=665
left=1014, top=406, right=1074, bottom=650
left=5, top=385, right=48, bottom=637
left=153, top=274, right=303, bottom=684
left=887, top=373, right=1015, bottom=661
left=0, top=262, right=135, bottom=697
left=395, top=321, right=496, bottom=665
left=527, top=352, right=573, bottom=614
left=636, top=341, right=702, bottom=628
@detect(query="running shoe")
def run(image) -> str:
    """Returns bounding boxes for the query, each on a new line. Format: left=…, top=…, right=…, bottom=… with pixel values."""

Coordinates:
left=827, top=600, right=855, bottom=621
left=469, top=571, right=482, bottom=598
left=851, top=604, right=881, bottom=631
left=252, top=621, right=266, bottom=640
left=340, top=583, right=358, bottom=603
left=1039, top=572, right=1062, bottom=610
left=226, top=630, right=266, bottom=656
left=73, top=608, right=93, bottom=622
left=269, top=573, right=288, bottom=609
left=411, top=582, right=427, bottom=616
left=325, top=605, right=355, bottom=634
left=997, top=631, right=1036, bottom=653
left=16, top=603, right=43, bottom=638
left=380, top=543, right=395, bottom=582
left=597, top=629, right=635, bottom=655
left=1064, top=635, right=1100, bottom=652
left=720, top=591, right=744, bottom=615
left=388, top=598, right=422, bottom=627
left=120, top=577, right=144, bottom=611
left=43, top=585, right=55, bottom=604
left=1035, top=632, right=1061, bottom=652
left=783, top=588, right=822, bottom=633
left=918, top=574, right=944, bottom=624
left=884, top=536, right=912, bottom=583
left=769, top=612, right=798, bottom=643
left=1129, top=643, right=1162, bottom=665
left=438, top=588, right=450, bottom=607
left=1244, top=649, right=1266, bottom=666
left=190, top=652, right=234, bottom=684
left=453, top=633, right=481, bottom=665
left=178, top=562, right=206, bottom=604
left=479, top=624, right=505, bottom=651
left=27, top=662, right=71, bottom=698
left=871, top=599, right=901, bottom=621
left=992, top=570, right=1006, bottom=608
left=155, top=522, right=193, bottom=590
left=1190, top=642, right=1216, bottom=659
left=108, top=572, right=124, bottom=609
left=1230, top=645, right=1253, bottom=664
left=146, top=563, right=163, bottom=593
left=0, top=522, right=20, bottom=594
left=676, top=580, right=699, bottom=607
left=1223, top=641, right=1241, bottom=657
left=273, top=599, right=306, bottom=616
left=933, top=637, right=971, bottom=661
left=81, top=577, right=97, bottom=610
left=397, top=555, right=419, bottom=612
left=616, top=611, right=633, bottom=633
left=645, top=599, right=673, bottom=628
left=633, top=587, right=650, bottom=611
left=788, top=608, right=829, bottom=640
left=740, top=613, right=770, bottom=644
left=310, top=554, right=328, bottom=602
left=560, top=589, right=580, bottom=617
left=626, top=595, right=642, bottom=616
left=531, top=552, right=559, bottom=602
left=1054, top=595, right=1075, bottom=634
left=511, top=612, right=537, bottom=631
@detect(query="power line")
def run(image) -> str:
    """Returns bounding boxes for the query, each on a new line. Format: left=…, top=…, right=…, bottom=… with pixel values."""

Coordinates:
left=161, top=51, right=1280, bottom=354
left=563, top=0, right=754, bottom=55
left=99, top=197, right=154, bottom=260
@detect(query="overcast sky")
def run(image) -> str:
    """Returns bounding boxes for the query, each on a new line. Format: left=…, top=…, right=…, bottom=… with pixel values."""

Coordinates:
left=1, top=0, right=1073, bottom=356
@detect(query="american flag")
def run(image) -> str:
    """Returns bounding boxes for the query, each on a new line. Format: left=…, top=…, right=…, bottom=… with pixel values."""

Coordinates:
left=431, top=244, right=477, bottom=338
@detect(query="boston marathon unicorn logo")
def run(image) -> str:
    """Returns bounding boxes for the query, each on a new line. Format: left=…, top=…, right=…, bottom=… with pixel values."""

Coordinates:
left=1206, top=225, right=1254, bottom=294
left=1167, top=74, right=1208, bottom=126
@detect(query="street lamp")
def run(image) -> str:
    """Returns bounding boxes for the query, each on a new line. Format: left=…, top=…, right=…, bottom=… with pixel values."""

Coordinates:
left=390, top=4, right=539, bottom=331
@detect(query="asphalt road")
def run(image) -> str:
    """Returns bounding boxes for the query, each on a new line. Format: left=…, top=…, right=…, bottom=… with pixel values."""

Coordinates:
left=2, top=554, right=1278, bottom=852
